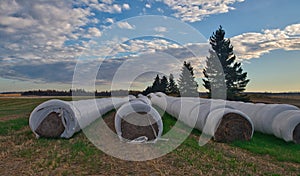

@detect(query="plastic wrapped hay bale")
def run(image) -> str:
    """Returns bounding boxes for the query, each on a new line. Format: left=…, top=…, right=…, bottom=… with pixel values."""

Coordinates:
left=149, top=93, right=254, bottom=143
left=226, top=100, right=300, bottom=143
left=115, top=97, right=163, bottom=143
left=272, top=110, right=300, bottom=143
left=203, top=108, right=254, bottom=142
left=29, top=97, right=129, bottom=138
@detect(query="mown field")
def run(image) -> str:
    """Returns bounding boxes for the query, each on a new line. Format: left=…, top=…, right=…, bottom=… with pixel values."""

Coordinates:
left=0, top=95, right=299, bottom=175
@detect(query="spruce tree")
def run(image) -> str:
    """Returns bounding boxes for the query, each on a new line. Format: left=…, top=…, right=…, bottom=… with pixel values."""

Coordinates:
left=142, top=86, right=153, bottom=95
left=160, top=76, right=169, bottom=93
left=152, top=74, right=161, bottom=92
left=178, top=61, right=199, bottom=97
left=167, top=73, right=179, bottom=95
left=203, top=26, right=250, bottom=101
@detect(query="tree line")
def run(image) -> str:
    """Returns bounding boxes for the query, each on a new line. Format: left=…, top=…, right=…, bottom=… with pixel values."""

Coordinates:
left=142, top=61, right=199, bottom=97
left=21, top=89, right=141, bottom=97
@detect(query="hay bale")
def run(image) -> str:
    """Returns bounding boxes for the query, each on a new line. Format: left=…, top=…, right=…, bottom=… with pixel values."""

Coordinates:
left=150, top=93, right=254, bottom=143
left=30, top=97, right=130, bottom=139
left=293, top=123, right=300, bottom=144
left=214, top=113, right=253, bottom=142
left=121, top=112, right=159, bottom=141
left=35, top=112, right=65, bottom=138
left=115, top=98, right=163, bottom=143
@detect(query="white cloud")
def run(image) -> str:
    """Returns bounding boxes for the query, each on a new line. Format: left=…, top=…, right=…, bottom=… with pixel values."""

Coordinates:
left=91, top=3, right=122, bottom=13
left=105, top=18, right=114, bottom=24
left=231, top=23, right=300, bottom=60
left=89, top=18, right=100, bottom=24
left=100, top=0, right=114, bottom=4
left=117, top=21, right=135, bottom=29
left=122, top=3, right=130, bottom=10
left=0, top=0, right=93, bottom=69
left=154, top=26, right=168, bottom=32
left=88, top=27, right=102, bottom=37
left=284, top=24, right=300, bottom=36
left=145, top=3, right=151, bottom=8
left=0, top=16, right=36, bottom=29
left=160, top=0, right=245, bottom=22
left=96, top=40, right=209, bottom=89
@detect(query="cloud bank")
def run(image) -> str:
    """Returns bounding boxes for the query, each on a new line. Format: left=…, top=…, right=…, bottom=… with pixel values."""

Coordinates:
left=232, top=24, right=300, bottom=60
left=160, top=0, right=245, bottom=22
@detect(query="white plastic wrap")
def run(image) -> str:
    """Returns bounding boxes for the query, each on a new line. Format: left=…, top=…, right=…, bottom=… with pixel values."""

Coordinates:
left=154, top=94, right=300, bottom=143
left=29, top=97, right=130, bottom=138
left=203, top=108, right=254, bottom=139
left=137, top=94, right=152, bottom=105
left=271, top=110, right=300, bottom=142
left=115, top=96, right=163, bottom=143
left=149, top=93, right=254, bottom=140
left=29, top=99, right=80, bottom=138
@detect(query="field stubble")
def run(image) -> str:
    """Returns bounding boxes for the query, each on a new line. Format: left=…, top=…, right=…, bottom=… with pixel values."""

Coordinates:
left=0, top=96, right=299, bottom=175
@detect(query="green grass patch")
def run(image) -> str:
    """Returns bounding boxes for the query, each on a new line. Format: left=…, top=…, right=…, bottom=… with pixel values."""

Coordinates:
left=0, top=97, right=72, bottom=118
left=232, top=132, right=300, bottom=163
left=0, top=118, right=28, bottom=135
left=71, top=140, right=99, bottom=157
left=155, top=105, right=300, bottom=164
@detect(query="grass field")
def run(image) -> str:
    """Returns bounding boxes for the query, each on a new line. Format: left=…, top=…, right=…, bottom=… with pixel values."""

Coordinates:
left=0, top=96, right=299, bottom=175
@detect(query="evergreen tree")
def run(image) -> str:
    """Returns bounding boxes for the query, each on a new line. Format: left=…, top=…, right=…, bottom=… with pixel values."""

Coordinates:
left=152, top=74, right=161, bottom=92
left=178, top=61, right=199, bottom=97
left=160, top=76, right=169, bottom=93
left=167, top=73, right=179, bottom=95
left=203, top=26, right=250, bottom=101
left=142, top=86, right=153, bottom=95
left=142, top=74, right=170, bottom=95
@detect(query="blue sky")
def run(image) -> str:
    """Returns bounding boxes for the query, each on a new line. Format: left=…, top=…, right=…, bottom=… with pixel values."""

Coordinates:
left=0, top=0, right=300, bottom=92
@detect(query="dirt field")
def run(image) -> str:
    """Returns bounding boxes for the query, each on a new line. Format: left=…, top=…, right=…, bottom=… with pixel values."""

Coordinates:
left=250, top=94, right=300, bottom=108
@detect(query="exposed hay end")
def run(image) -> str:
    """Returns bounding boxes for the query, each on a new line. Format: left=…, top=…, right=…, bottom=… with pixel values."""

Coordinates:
left=35, top=112, right=65, bottom=138
left=214, top=113, right=252, bottom=143
left=121, top=113, right=159, bottom=141
left=293, top=123, right=300, bottom=144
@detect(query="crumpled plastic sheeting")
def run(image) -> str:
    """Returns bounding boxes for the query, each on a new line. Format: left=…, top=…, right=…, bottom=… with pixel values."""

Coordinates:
left=29, top=97, right=132, bottom=139
left=115, top=95, right=163, bottom=143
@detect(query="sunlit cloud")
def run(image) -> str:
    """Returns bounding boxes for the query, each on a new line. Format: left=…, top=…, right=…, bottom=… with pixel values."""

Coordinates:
left=160, top=0, right=245, bottom=22
left=231, top=23, right=300, bottom=60
left=117, top=21, right=135, bottom=29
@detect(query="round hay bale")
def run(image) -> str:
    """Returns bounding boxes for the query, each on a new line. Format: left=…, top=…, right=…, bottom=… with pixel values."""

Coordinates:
left=214, top=113, right=253, bottom=143
left=272, top=110, right=300, bottom=142
left=232, top=103, right=266, bottom=132
left=35, top=112, right=65, bottom=138
left=293, top=123, right=300, bottom=144
left=121, top=112, right=159, bottom=141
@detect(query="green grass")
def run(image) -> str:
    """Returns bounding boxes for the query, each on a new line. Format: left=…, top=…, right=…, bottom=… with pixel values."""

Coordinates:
left=155, top=105, right=300, bottom=164
left=0, top=118, right=29, bottom=135
left=0, top=97, right=72, bottom=118
left=0, top=98, right=46, bottom=118
left=232, top=132, right=300, bottom=163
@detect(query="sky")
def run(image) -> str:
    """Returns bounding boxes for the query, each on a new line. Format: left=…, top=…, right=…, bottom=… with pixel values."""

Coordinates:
left=0, top=0, right=300, bottom=93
